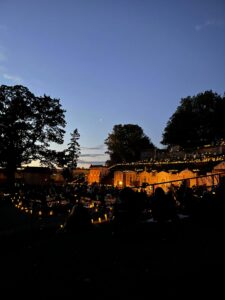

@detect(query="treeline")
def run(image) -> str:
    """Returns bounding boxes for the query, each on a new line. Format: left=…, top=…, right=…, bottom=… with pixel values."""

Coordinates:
left=1, top=85, right=225, bottom=185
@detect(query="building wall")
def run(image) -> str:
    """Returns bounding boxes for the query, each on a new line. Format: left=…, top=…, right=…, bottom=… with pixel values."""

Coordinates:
left=22, top=171, right=52, bottom=186
left=87, top=166, right=109, bottom=184
left=112, top=168, right=220, bottom=191
left=213, top=161, right=225, bottom=173
left=0, top=168, right=52, bottom=186
left=114, top=171, right=124, bottom=187
left=138, top=171, right=152, bottom=186
left=124, top=171, right=137, bottom=187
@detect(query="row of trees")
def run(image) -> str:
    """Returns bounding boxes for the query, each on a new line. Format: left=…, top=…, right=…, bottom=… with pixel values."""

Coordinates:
left=1, top=85, right=225, bottom=186
left=105, top=90, right=225, bottom=165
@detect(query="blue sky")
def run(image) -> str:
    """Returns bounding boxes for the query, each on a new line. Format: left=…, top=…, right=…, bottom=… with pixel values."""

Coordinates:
left=0, top=0, right=225, bottom=167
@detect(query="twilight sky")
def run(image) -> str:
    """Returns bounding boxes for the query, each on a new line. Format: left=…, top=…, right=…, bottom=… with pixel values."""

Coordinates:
left=0, top=0, right=225, bottom=167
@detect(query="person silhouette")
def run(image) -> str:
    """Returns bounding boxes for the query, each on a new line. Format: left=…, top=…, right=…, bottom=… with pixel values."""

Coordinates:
left=64, top=200, right=92, bottom=233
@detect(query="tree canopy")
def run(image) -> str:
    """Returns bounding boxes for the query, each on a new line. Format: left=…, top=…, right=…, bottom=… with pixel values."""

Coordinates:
left=161, top=90, right=225, bottom=150
left=66, top=129, right=81, bottom=169
left=105, top=124, right=155, bottom=165
left=55, top=129, right=81, bottom=181
left=0, top=85, right=66, bottom=185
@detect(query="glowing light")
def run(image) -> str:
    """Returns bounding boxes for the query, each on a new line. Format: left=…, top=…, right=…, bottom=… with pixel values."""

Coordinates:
left=98, top=217, right=101, bottom=223
left=38, top=211, right=42, bottom=216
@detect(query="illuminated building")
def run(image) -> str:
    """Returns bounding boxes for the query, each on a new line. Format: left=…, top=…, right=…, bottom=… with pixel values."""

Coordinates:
left=87, top=165, right=109, bottom=184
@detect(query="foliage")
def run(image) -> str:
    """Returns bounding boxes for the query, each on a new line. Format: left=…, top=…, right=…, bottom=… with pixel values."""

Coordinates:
left=56, top=129, right=80, bottom=169
left=0, top=85, right=66, bottom=185
left=105, top=124, right=155, bottom=165
left=67, top=129, right=81, bottom=169
left=55, top=129, right=81, bottom=181
left=161, top=90, right=225, bottom=149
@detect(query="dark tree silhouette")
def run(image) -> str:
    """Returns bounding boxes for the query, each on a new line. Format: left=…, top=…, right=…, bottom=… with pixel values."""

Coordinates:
left=161, top=90, right=225, bottom=150
left=67, top=129, right=81, bottom=169
left=55, top=129, right=81, bottom=182
left=0, top=85, right=66, bottom=188
left=105, top=124, right=155, bottom=165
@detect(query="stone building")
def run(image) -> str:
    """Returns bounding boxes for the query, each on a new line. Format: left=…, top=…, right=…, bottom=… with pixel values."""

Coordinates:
left=112, top=164, right=225, bottom=192
left=87, top=165, right=109, bottom=184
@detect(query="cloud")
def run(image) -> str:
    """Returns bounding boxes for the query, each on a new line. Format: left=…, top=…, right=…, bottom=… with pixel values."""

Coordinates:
left=79, top=153, right=106, bottom=158
left=81, top=144, right=105, bottom=150
left=0, top=44, right=23, bottom=84
left=2, top=73, right=23, bottom=84
left=78, top=159, right=106, bottom=165
left=195, top=20, right=224, bottom=31
left=78, top=150, right=108, bottom=167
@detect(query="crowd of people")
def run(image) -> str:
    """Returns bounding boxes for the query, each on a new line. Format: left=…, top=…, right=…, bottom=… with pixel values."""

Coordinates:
left=10, top=175, right=225, bottom=234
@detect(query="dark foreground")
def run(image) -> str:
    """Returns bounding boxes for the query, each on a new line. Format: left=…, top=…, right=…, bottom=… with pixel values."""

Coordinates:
left=1, top=200, right=225, bottom=299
